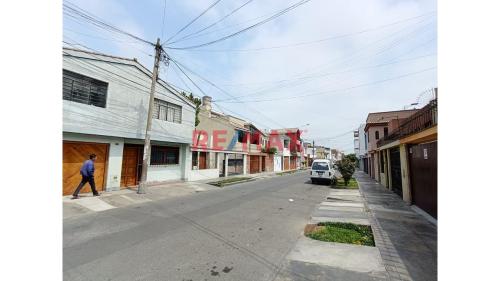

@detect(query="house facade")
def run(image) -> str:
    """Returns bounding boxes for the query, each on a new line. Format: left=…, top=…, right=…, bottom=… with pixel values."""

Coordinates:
left=191, top=96, right=275, bottom=181
left=364, top=109, right=419, bottom=182
left=268, top=128, right=303, bottom=171
left=376, top=98, right=438, bottom=219
left=62, top=48, right=196, bottom=195
left=354, top=124, right=368, bottom=173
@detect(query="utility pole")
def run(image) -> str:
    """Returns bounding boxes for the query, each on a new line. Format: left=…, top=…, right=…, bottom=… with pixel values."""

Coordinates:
left=138, top=38, right=163, bottom=194
left=312, top=140, right=315, bottom=162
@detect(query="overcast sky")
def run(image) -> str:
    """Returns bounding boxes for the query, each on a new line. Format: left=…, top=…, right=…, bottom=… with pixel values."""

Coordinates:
left=63, top=0, right=437, bottom=153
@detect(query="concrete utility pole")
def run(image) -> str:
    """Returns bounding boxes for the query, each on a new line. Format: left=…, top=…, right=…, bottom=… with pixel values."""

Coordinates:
left=312, top=140, right=315, bottom=161
left=138, top=38, right=162, bottom=194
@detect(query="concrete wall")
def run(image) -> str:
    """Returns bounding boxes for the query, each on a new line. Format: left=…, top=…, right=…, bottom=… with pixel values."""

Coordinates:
left=188, top=169, right=219, bottom=181
left=274, top=156, right=282, bottom=172
left=63, top=50, right=195, bottom=145
left=366, top=125, right=387, bottom=153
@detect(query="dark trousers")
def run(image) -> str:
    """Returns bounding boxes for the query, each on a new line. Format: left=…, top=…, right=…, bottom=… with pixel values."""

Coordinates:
left=73, top=176, right=98, bottom=196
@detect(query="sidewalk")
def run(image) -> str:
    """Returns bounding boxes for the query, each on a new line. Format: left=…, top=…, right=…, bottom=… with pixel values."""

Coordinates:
left=355, top=171, right=437, bottom=281
left=63, top=169, right=304, bottom=220
left=277, top=171, right=437, bottom=281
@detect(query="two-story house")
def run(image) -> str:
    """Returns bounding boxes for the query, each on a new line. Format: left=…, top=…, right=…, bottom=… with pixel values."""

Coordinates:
left=191, top=96, right=254, bottom=180
left=268, top=128, right=302, bottom=171
left=62, top=48, right=196, bottom=195
left=364, top=109, right=419, bottom=183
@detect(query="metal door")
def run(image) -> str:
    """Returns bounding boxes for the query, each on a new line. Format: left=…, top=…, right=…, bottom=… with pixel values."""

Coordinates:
left=390, top=147, right=403, bottom=197
left=409, top=141, right=437, bottom=219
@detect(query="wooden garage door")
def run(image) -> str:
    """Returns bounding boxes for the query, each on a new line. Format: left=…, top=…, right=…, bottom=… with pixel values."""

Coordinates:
left=250, top=155, right=260, bottom=174
left=409, top=141, right=437, bottom=219
left=63, top=141, right=108, bottom=195
left=284, top=156, right=290, bottom=170
left=290, top=156, right=297, bottom=169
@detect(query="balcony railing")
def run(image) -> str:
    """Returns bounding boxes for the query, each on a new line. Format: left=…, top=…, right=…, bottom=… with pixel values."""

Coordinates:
left=377, top=99, right=437, bottom=147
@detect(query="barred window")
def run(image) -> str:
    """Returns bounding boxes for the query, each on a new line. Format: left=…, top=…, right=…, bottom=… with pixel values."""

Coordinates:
left=151, top=146, right=179, bottom=165
left=153, top=98, right=182, bottom=123
left=63, top=69, right=107, bottom=108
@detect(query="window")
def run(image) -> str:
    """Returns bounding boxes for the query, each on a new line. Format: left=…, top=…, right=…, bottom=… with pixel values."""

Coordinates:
left=367, top=132, right=370, bottom=143
left=153, top=98, right=182, bottom=123
left=151, top=146, right=179, bottom=165
left=384, top=127, right=388, bottom=138
left=312, top=162, right=329, bottom=171
left=364, top=134, right=368, bottom=149
left=237, top=130, right=246, bottom=143
left=375, top=131, right=379, bottom=140
left=284, top=139, right=290, bottom=148
left=63, top=69, right=108, bottom=108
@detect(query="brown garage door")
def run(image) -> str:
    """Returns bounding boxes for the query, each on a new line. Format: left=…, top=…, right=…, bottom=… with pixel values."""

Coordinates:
left=63, top=141, right=108, bottom=195
left=250, top=155, right=260, bottom=174
left=409, top=141, right=437, bottom=219
left=284, top=156, right=290, bottom=170
left=290, top=156, right=297, bottom=169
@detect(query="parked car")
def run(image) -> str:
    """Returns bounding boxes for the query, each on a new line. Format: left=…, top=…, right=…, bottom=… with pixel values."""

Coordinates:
left=310, top=159, right=335, bottom=184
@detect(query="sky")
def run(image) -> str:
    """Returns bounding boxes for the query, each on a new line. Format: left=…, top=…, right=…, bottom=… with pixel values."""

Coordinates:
left=63, top=0, right=437, bottom=154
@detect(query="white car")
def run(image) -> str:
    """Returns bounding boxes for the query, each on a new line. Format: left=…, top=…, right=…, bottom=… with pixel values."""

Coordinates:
left=310, top=159, right=335, bottom=184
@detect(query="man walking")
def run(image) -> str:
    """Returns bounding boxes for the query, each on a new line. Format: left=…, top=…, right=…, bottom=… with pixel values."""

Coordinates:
left=72, top=154, right=100, bottom=199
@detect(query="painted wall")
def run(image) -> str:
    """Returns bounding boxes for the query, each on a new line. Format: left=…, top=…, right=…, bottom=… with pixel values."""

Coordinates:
left=274, top=156, right=282, bottom=172
left=366, top=125, right=388, bottom=153
left=63, top=49, right=196, bottom=145
left=188, top=169, right=219, bottom=181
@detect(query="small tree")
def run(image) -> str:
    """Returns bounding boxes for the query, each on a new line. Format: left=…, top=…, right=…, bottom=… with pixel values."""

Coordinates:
left=336, top=158, right=356, bottom=186
left=344, top=153, right=358, bottom=167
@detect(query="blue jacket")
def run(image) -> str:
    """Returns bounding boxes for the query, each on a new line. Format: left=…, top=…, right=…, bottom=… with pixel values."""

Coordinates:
left=80, top=160, right=95, bottom=177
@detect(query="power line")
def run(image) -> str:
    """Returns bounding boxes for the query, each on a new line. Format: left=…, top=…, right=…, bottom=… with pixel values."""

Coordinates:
left=165, top=0, right=312, bottom=50
left=163, top=0, right=224, bottom=44
left=172, top=11, right=436, bottom=52
left=169, top=0, right=256, bottom=45
left=215, top=66, right=436, bottom=103
left=167, top=56, right=288, bottom=128
left=63, top=1, right=154, bottom=46
left=215, top=52, right=436, bottom=101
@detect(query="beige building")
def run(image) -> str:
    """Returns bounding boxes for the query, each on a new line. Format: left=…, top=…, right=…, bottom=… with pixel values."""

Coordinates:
left=376, top=98, right=437, bottom=219
left=364, top=109, right=419, bottom=183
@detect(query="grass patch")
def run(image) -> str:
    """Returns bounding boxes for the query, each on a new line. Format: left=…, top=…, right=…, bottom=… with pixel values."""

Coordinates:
left=332, top=178, right=358, bottom=189
left=305, top=222, right=375, bottom=246
left=208, top=177, right=252, bottom=187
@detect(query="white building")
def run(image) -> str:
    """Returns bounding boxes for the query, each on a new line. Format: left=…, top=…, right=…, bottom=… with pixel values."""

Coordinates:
left=355, top=123, right=368, bottom=173
left=62, top=48, right=196, bottom=195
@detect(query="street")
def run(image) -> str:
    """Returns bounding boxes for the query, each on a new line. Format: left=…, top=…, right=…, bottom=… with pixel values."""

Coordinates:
left=64, top=171, right=331, bottom=281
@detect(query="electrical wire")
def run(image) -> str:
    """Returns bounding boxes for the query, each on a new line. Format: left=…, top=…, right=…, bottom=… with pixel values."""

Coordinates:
left=172, top=11, right=436, bottom=52
left=165, top=0, right=312, bottom=50
left=215, top=66, right=437, bottom=103
left=163, top=0, right=224, bottom=44
left=169, top=0, right=256, bottom=45
left=168, top=56, right=289, bottom=128
left=63, top=1, right=154, bottom=46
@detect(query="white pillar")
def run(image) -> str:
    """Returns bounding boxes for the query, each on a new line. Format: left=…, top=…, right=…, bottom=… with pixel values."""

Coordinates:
left=243, top=154, right=247, bottom=175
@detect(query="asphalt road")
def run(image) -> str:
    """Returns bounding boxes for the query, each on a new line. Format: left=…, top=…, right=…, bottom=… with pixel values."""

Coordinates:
left=63, top=171, right=331, bottom=281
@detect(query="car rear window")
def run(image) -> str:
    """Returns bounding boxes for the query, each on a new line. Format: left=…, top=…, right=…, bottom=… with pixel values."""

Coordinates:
left=312, top=162, right=329, bottom=171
